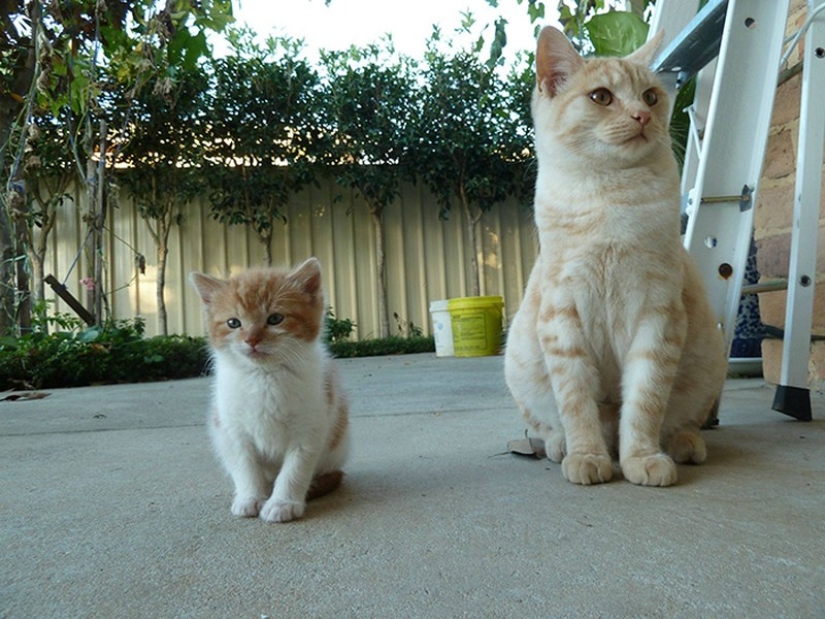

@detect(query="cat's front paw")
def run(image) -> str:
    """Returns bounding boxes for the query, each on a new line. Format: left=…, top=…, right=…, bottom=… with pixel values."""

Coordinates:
left=621, top=453, right=677, bottom=486
left=561, top=453, right=613, bottom=485
left=259, top=498, right=306, bottom=523
left=231, top=496, right=265, bottom=518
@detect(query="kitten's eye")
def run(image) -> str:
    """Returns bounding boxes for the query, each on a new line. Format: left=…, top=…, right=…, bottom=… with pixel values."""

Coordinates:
left=589, top=88, right=613, bottom=106
left=643, top=89, right=658, bottom=106
left=267, top=313, right=284, bottom=326
left=227, top=318, right=241, bottom=329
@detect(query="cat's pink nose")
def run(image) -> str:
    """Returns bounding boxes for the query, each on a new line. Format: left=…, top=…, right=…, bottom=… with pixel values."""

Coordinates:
left=245, top=334, right=261, bottom=348
left=633, top=110, right=651, bottom=126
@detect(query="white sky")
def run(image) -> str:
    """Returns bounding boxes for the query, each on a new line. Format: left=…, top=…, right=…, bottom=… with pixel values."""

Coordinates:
left=219, top=0, right=563, bottom=62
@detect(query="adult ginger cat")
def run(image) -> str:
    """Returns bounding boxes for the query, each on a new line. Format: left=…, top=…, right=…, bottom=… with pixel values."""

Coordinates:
left=190, top=258, right=349, bottom=522
left=504, top=27, right=726, bottom=487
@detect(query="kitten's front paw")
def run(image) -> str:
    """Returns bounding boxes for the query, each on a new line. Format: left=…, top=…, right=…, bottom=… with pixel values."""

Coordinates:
left=259, top=498, right=306, bottom=523
left=231, top=496, right=265, bottom=518
left=561, top=453, right=613, bottom=485
left=621, top=453, right=677, bottom=487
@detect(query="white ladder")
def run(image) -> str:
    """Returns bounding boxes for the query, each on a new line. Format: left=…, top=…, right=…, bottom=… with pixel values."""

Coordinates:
left=649, top=0, right=823, bottom=421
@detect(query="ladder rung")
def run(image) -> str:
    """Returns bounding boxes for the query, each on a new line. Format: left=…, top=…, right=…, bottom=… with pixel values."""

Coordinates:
left=652, top=0, right=728, bottom=81
left=741, top=280, right=788, bottom=295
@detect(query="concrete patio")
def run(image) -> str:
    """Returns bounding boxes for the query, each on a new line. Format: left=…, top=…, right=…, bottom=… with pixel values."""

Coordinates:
left=2, top=353, right=824, bottom=618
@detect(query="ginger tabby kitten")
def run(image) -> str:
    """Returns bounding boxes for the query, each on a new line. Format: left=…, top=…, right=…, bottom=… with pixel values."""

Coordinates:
left=504, top=27, right=726, bottom=487
left=190, top=258, right=349, bottom=522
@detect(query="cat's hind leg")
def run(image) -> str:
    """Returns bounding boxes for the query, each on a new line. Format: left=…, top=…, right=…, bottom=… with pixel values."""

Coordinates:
left=663, top=427, right=706, bottom=464
left=504, top=285, right=567, bottom=464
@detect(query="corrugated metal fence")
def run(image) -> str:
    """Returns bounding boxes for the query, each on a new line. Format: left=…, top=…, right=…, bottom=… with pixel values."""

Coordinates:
left=39, top=176, right=539, bottom=339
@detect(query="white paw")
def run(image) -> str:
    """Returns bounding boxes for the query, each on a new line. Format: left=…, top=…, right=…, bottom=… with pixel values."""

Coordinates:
left=621, top=453, right=677, bottom=487
left=259, top=498, right=305, bottom=523
left=231, top=496, right=265, bottom=518
left=561, top=453, right=613, bottom=485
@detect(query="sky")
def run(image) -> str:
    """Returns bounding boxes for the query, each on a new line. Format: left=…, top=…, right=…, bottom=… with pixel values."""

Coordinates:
left=216, top=0, right=563, bottom=62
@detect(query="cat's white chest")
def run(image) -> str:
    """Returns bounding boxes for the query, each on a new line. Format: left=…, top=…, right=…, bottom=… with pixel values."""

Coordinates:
left=212, top=355, right=323, bottom=459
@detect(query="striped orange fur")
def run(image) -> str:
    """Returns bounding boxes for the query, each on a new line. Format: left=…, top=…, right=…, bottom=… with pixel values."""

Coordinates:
left=504, top=27, right=727, bottom=487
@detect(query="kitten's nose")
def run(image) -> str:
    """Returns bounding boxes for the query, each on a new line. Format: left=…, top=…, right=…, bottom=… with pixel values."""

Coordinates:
left=245, top=334, right=261, bottom=348
left=632, top=110, right=651, bottom=126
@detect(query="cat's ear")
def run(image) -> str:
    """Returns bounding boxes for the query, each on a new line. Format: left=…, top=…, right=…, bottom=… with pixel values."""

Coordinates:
left=189, top=272, right=225, bottom=306
left=625, top=29, right=664, bottom=67
left=290, top=257, right=322, bottom=297
left=535, top=26, right=585, bottom=98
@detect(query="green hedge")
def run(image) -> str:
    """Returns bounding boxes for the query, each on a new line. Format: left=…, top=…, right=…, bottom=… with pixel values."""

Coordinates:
left=0, top=325, right=434, bottom=390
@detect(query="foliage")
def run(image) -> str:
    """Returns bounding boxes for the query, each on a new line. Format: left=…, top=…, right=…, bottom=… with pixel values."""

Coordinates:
left=204, top=31, right=326, bottom=265
left=324, top=307, right=356, bottom=344
left=0, top=306, right=435, bottom=389
left=320, top=40, right=418, bottom=337
left=1, top=0, right=233, bottom=335
left=557, top=0, right=654, bottom=54
left=114, top=65, right=210, bottom=335
left=329, top=335, right=435, bottom=359
left=0, top=317, right=210, bottom=390
left=414, top=28, right=533, bottom=297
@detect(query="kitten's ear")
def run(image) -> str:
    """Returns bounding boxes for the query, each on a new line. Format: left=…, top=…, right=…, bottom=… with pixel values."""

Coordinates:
left=290, top=257, right=322, bottom=297
left=625, top=29, right=664, bottom=67
left=536, top=26, right=585, bottom=98
left=189, top=272, right=225, bottom=305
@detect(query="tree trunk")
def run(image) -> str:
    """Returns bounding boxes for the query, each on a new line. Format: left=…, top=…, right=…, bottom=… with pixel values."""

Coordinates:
left=0, top=212, right=14, bottom=335
left=0, top=7, right=36, bottom=335
left=460, top=188, right=482, bottom=298
left=370, top=206, right=390, bottom=338
left=156, top=212, right=171, bottom=336
left=262, top=227, right=273, bottom=267
left=13, top=213, right=31, bottom=332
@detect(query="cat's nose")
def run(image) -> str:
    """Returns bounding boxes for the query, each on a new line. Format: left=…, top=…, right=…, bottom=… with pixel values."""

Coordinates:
left=245, top=334, right=261, bottom=348
left=632, top=110, right=651, bottom=126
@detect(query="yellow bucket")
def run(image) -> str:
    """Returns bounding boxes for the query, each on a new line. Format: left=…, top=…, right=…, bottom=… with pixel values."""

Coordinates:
left=447, top=296, right=504, bottom=357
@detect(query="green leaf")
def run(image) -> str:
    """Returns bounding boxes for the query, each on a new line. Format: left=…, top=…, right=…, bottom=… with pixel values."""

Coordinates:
left=585, top=11, right=649, bottom=57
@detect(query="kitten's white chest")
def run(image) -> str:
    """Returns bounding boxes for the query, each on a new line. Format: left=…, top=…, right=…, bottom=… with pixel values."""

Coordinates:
left=212, top=355, right=323, bottom=459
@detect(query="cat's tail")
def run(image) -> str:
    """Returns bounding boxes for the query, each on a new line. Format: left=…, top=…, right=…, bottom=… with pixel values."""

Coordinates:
left=307, top=470, right=344, bottom=501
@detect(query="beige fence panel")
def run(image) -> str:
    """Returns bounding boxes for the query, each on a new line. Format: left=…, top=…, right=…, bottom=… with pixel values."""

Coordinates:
left=40, top=176, right=539, bottom=340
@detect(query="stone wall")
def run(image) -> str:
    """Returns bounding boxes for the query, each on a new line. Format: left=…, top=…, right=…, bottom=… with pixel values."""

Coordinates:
left=754, top=0, right=825, bottom=391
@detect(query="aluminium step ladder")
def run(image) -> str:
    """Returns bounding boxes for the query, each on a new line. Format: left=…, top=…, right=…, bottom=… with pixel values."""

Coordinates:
left=649, top=0, right=823, bottom=421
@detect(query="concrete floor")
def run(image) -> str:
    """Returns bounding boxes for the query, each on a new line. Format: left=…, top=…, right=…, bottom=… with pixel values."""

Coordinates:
left=2, top=353, right=824, bottom=619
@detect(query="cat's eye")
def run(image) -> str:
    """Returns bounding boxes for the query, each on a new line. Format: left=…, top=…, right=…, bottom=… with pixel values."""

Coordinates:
left=643, top=89, right=659, bottom=106
left=589, top=88, right=613, bottom=106
left=227, top=318, right=241, bottom=329
left=267, top=313, right=284, bottom=326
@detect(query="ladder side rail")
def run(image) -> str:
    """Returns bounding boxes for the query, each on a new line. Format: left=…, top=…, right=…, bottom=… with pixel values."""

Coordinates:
left=679, top=58, right=717, bottom=200
left=773, top=0, right=825, bottom=421
left=682, top=0, right=791, bottom=351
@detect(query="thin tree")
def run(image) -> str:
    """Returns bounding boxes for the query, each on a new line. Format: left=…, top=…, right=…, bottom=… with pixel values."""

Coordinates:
left=320, top=41, right=417, bottom=338
left=205, top=32, right=325, bottom=266
left=114, top=67, right=208, bottom=336
left=414, top=27, right=525, bottom=297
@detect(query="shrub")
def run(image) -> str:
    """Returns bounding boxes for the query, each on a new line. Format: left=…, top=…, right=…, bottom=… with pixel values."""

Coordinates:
left=0, top=305, right=436, bottom=389
left=0, top=319, right=210, bottom=390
